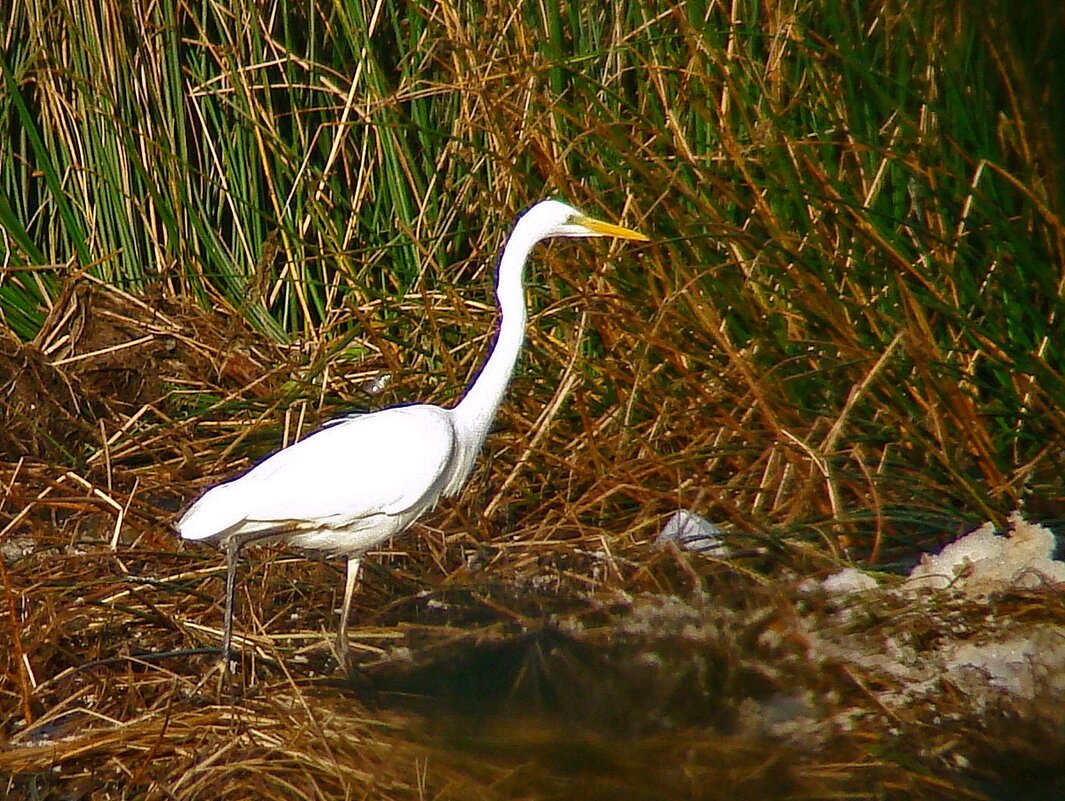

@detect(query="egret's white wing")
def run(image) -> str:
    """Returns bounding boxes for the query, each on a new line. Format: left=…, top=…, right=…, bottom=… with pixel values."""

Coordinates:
left=178, top=405, right=456, bottom=540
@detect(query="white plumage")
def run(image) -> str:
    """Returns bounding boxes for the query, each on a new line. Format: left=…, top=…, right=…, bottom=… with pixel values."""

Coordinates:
left=176, top=199, right=647, bottom=674
left=180, top=406, right=456, bottom=549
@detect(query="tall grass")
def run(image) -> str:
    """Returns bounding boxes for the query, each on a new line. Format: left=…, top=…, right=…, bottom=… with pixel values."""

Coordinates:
left=1, top=0, right=1063, bottom=559
left=2, top=2, right=1065, bottom=797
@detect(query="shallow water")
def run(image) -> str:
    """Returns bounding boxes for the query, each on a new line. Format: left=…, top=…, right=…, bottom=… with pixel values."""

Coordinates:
left=322, top=581, right=1065, bottom=801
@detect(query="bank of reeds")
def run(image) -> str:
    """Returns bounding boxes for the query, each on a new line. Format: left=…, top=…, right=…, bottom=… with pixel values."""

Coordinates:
left=1, top=0, right=1064, bottom=797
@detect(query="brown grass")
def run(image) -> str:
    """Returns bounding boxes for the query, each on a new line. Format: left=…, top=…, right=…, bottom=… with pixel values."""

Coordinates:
left=3, top=0, right=1065, bottom=795
left=1, top=284, right=1063, bottom=798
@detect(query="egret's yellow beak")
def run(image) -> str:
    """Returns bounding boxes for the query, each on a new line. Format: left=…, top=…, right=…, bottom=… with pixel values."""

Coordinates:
left=574, top=215, right=650, bottom=242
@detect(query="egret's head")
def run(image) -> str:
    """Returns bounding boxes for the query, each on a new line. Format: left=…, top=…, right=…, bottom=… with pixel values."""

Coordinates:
left=520, top=199, right=649, bottom=242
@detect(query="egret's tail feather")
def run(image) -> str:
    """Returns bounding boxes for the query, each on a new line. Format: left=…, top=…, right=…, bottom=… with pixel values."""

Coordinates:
left=177, top=482, right=249, bottom=541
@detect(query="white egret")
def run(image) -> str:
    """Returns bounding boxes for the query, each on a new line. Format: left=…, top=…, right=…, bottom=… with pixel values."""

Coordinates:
left=176, top=199, right=647, bottom=672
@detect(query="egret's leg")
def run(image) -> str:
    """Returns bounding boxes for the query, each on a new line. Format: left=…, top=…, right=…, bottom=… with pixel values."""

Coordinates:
left=337, top=556, right=361, bottom=669
left=222, top=537, right=241, bottom=679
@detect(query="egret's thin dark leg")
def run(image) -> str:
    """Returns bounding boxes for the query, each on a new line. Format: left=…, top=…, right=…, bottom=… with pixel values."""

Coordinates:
left=337, top=556, right=361, bottom=670
left=222, top=537, right=241, bottom=680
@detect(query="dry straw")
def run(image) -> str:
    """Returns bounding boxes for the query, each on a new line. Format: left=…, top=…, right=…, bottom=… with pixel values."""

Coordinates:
left=2, top=0, right=1064, bottom=797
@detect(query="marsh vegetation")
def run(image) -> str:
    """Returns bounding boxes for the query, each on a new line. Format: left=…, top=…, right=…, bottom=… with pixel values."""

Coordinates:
left=1, top=0, right=1063, bottom=798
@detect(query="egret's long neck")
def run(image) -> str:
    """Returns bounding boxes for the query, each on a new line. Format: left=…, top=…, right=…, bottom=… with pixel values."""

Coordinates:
left=451, top=224, right=536, bottom=468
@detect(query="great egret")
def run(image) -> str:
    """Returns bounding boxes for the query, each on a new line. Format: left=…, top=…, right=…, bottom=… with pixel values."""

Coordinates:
left=177, top=199, right=647, bottom=672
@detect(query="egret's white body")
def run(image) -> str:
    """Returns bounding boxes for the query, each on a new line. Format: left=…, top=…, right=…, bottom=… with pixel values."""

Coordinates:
left=180, top=405, right=458, bottom=552
left=176, top=199, right=647, bottom=672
